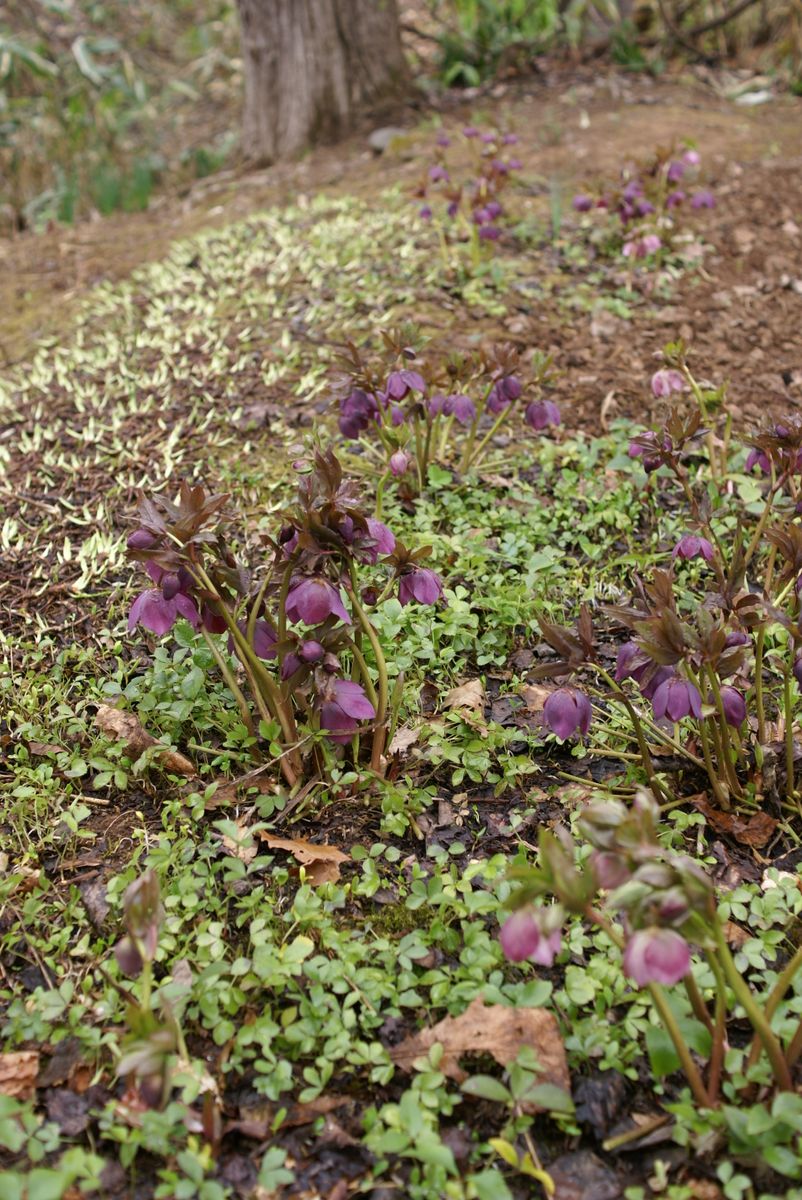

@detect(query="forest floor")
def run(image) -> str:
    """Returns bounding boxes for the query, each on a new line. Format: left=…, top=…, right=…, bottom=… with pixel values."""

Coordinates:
left=2, top=64, right=802, bottom=1200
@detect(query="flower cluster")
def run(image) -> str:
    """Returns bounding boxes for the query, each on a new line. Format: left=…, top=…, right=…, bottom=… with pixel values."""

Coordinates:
left=571, top=144, right=714, bottom=267
left=335, top=331, right=560, bottom=490
left=125, top=451, right=445, bottom=786
left=414, top=125, right=523, bottom=264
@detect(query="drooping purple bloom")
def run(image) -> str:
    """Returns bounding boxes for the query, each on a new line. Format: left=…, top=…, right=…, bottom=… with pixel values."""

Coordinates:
left=719, top=686, right=746, bottom=727
left=725, top=630, right=750, bottom=649
left=448, top=394, right=477, bottom=425
left=398, top=566, right=443, bottom=607
left=419, top=205, right=433, bottom=220
left=572, top=193, right=593, bottom=212
left=463, top=126, right=480, bottom=138
left=485, top=200, right=503, bottom=219
left=623, top=234, right=662, bottom=259
left=446, top=200, right=459, bottom=218
left=357, top=518, right=396, bottom=565
left=234, top=618, right=277, bottom=659
left=386, top=369, right=427, bottom=401
left=487, top=375, right=521, bottom=413
left=667, top=160, right=685, bottom=183
left=634, top=199, right=656, bottom=217
left=667, top=189, right=686, bottom=209
left=320, top=679, right=376, bottom=743
left=479, top=225, right=501, bottom=241
left=481, top=132, right=496, bottom=144
left=745, top=448, right=770, bottom=474
left=128, top=589, right=199, bottom=636
left=428, top=393, right=449, bottom=416
left=592, top=851, right=629, bottom=891
left=127, top=528, right=157, bottom=551
left=651, top=368, right=685, bottom=398
left=429, top=165, right=449, bottom=183
left=285, top=578, right=351, bottom=626
left=683, top=149, right=701, bottom=166
left=623, top=928, right=691, bottom=987
left=543, top=688, right=592, bottom=740
left=794, top=657, right=802, bottom=690
left=339, top=389, right=379, bottom=439
left=507, top=157, right=523, bottom=171
left=652, top=676, right=702, bottom=722
left=390, top=449, right=412, bottom=477
left=436, top=132, right=451, bottom=147
left=615, top=640, right=647, bottom=683
left=622, top=180, right=643, bottom=202
left=691, top=189, right=715, bottom=210
left=499, top=909, right=561, bottom=966
left=640, top=665, right=675, bottom=702
left=525, top=400, right=561, bottom=430
left=672, top=534, right=714, bottom=563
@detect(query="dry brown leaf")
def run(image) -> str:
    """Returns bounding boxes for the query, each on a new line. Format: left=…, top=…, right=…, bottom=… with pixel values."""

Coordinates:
left=691, top=795, right=777, bottom=849
left=0, top=1051, right=40, bottom=1100
left=95, top=705, right=197, bottom=779
left=261, top=834, right=349, bottom=885
left=388, top=726, right=421, bottom=755
left=520, top=683, right=553, bottom=713
left=389, top=996, right=568, bottom=1103
left=444, top=679, right=487, bottom=732
left=722, top=920, right=750, bottom=948
left=221, top=819, right=257, bottom=864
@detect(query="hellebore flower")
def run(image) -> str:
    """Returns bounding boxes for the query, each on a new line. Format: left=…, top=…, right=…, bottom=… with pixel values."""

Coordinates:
left=386, top=369, right=427, bottom=401
left=390, top=449, right=412, bottom=477
left=623, top=180, right=644, bottom=201
left=640, top=665, right=675, bottom=702
left=667, top=160, right=685, bottom=183
left=651, top=368, right=685, bottom=397
left=390, top=406, right=406, bottom=427
left=634, top=199, right=656, bottom=217
left=543, top=688, right=592, bottom=740
left=672, top=534, right=714, bottom=562
left=487, top=375, right=522, bottom=413
left=446, top=200, right=459, bottom=218
left=129, top=589, right=199, bottom=636
left=285, top=578, right=351, bottom=626
left=436, top=132, right=451, bottom=147
left=232, top=618, right=277, bottom=659
left=428, top=393, right=448, bottom=416
left=463, top=126, right=479, bottom=138
left=615, top=640, right=647, bottom=682
left=481, top=131, right=496, bottom=144
left=725, top=630, right=750, bottom=649
left=429, top=165, right=449, bottom=183
left=499, top=909, right=561, bottom=966
left=419, top=205, right=433, bottom=220
left=652, top=676, right=702, bottom=722
left=691, top=189, right=715, bottom=209
left=320, top=679, right=376, bottom=743
left=628, top=430, right=663, bottom=473
left=447, top=394, right=477, bottom=425
left=719, top=686, right=747, bottom=727
left=479, top=225, right=501, bottom=241
left=339, top=388, right=379, bottom=439
left=398, top=566, right=443, bottom=606
left=356, top=517, right=396, bottom=565
left=592, top=851, right=629, bottom=890
left=623, top=927, right=691, bottom=987
left=572, top=193, right=594, bottom=212
left=667, top=189, right=686, bottom=209
left=127, top=528, right=157, bottom=550
left=794, top=657, right=802, bottom=690
left=745, top=447, right=770, bottom=474
left=507, top=156, right=523, bottom=170
left=683, top=149, right=701, bottom=166
left=525, top=399, right=561, bottom=430
left=485, top=199, right=503, bottom=218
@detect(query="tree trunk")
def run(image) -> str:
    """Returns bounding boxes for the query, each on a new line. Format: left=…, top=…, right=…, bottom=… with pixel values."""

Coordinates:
left=236, top=0, right=407, bottom=164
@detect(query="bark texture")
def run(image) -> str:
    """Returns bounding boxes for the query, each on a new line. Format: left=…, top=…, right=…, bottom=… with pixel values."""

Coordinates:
left=236, top=0, right=407, bottom=164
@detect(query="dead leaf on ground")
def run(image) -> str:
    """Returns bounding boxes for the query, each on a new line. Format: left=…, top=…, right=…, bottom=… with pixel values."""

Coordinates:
left=388, top=726, right=421, bottom=755
left=95, top=705, right=197, bottom=779
left=722, top=920, right=751, bottom=948
left=0, top=1051, right=40, bottom=1099
left=520, top=683, right=554, bottom=713
left=260, top=834, right=349, bottom=885
left=28, top=740, right=65, bottom=756
left=389, top=996, right=568, bottom=1104
left=220, top=819, right=258, bottom=864
left=444, top=678, right=487, bottom=732
left=691, top=795, right=777, bottom=849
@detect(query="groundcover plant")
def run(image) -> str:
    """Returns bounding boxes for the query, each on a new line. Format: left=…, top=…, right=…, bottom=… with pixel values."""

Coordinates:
left=3, top=110, right=802, bottom=1200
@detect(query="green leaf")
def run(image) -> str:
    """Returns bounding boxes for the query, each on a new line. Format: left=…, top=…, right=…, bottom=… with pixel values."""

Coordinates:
left=462, top=1075, right=512, bottom=1103
left=762, top=1144, right=802, bottom=1178
left=522, top=1083, right=575, bottom=1114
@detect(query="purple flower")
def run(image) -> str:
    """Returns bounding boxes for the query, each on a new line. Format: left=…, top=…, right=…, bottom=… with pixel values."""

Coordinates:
left=507, top=157, right=522, bottom=171
left=634, top=199, right=656, bottom=217
left=623, top=180, right=643, bottom=201
left=683, top=149, right=701, bottom=166
left=499, top=909, right=561, bottom=966
left=652, top=676, right=702, bottom=722
left=448, top=394, right=477, bottom=425
left=487, top=375, right=521, bottom=413
left=592, top=851, right=629, bottom=891
left=234, top=618, right=277, bottom=660
left=339, top=389, right=379, bottom=439
left=543, top=688, right=592, bottom=740
left=479, top=225, right=501, bottom=241
left=485, top=200, right=503, bottom=219
left=691, top=189, right=715, bottom=210
left=745, top=448, right=770, bottom=474
left=615, top=640, right=647, bottom=683
left=667, top=160, right=685, bottom=183
left=572, top=194, right=594, bottom=212
left=667, top=189, right=686, bottom=209
left=285, top=578, right=351, bottom=626
left=623, top=928, right=691, bottom=987
left=651, top=368, right=685, bottom=398
left=794, top=658, right=802, bottom=690
left=481, top=132, right=496, bottom=144
left=356, top=517, right=396, bottom=564
left=320, top=679, right=376, bottom=743
left=429, top=165, right=449, bottom=183
left=672, top=534, right=714, bottom=563
left=398, top=566, right=443, bottom=607
left=719, top=686, right=746, bottom=727
left=446, top=200, right=459, bottom=218
left=390, top=405, right=406, bottom=427
left=390, top=449, right=412, bottom=477
left=129, top=589, right=199, bottom=636
left=628, top=430, right=663, bottom=472
left=463, top=126, right=480, bottom=139
left=640, top=665, right=675, bottom=702
left=525, top=399, right=561, bottom=431
left=725, top=630, right=750, bottom=649
left=127, top=528, right=157, bottom=550
left=436, top=132, right=451, bottom=147
left=502, top=132, right=518, bottom=145
left=386, top=369, right=427, bottom=401
left=428, top=393, right=449, bottom=416
left=419, top=204, right=433, bottom=220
